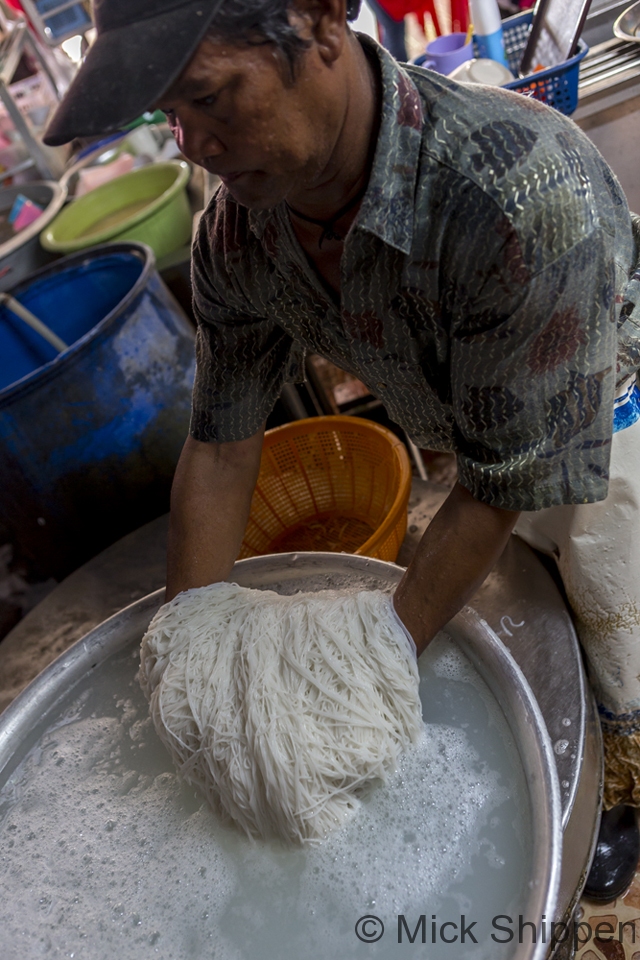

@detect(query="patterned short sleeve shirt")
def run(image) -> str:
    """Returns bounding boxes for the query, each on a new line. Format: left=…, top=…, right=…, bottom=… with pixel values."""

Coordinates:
left=190, top=35, right=640, bottom=512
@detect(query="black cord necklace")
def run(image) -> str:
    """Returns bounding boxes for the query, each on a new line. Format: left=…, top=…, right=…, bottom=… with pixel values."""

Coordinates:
left=286, top=184, right=367, bottom=249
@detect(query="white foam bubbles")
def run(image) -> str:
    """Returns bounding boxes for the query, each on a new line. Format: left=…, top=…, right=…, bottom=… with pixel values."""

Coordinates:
left=430, top=631, right=478, bottom=683
left=0, top=631, right=530, bottom=960
left=296, top=723, right=507, bottom=920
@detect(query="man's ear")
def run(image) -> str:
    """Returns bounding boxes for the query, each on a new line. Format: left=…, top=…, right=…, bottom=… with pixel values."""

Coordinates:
left=290, top=0, right=348, bottom=63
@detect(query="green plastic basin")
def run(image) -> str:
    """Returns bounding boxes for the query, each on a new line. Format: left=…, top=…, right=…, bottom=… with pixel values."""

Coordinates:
left=40, top=161, right=192, bottom=260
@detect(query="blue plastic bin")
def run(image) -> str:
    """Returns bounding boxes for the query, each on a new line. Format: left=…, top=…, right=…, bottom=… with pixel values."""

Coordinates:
left=0, top=243, right=196, bottom=578
left=498, top=11, right=588, bottom=116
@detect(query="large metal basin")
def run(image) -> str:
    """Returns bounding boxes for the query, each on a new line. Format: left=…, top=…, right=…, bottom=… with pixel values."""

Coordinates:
left=0, top=552, right=562, bottom=960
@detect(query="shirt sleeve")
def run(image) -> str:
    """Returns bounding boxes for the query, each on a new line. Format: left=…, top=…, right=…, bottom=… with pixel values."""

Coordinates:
left=189, top=196, right=306, bottom=443
left=445, top=188, right=621, bottom=513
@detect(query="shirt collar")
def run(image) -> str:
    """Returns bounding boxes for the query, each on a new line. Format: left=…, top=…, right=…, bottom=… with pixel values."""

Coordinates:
left=354, top=35, right=423, bottom=255
left=248, top=35, right=424, bottom=256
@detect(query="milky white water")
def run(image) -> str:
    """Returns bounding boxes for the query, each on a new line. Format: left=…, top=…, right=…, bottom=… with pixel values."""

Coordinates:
left=0, top=630, right=531, bottom=960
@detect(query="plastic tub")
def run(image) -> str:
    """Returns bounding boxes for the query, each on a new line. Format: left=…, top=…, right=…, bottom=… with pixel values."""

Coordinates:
left=40, top=160, right=191, bottom=260
left=239, top=416, right=412, bottom=562
left=0, top=242, right=196, bottom=578
left=0, top=180, right=66, bottom=291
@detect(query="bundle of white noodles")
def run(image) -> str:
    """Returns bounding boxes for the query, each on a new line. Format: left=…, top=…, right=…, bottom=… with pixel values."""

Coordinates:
left=139, top=582, right=422, bottom=844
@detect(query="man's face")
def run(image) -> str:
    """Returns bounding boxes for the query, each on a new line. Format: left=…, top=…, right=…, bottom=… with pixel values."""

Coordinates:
left=157, top=31, right=346, bottom=210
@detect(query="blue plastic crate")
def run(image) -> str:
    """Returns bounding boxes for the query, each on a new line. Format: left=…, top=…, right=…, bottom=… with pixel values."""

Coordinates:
left=21, top=0, right=92, bottom=44
left=491, top=11, right=588, bottom=116
left=36, top=0, right=91, bottom=41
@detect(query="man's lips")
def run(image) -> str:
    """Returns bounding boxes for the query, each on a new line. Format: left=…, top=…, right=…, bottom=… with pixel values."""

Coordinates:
left=218, top=171, right=251, bottom=184
left=199, top=158, right=249, bottom=181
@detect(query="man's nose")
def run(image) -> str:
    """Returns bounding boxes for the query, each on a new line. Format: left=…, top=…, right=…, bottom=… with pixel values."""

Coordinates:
left=171, top=112, right=224, bottom=166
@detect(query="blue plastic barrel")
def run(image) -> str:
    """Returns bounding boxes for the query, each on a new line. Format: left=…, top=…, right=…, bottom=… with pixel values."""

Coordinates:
left=0, top=242, right=196, bottom=579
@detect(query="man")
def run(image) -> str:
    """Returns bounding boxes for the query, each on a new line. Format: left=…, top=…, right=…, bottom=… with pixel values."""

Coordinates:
left=45, top=0, right=640, bottom=900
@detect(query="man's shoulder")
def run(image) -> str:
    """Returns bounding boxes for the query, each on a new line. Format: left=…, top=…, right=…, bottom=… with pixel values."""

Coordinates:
left=407, top=65, right=592, bottom=177
left=405, top=68, right=630, bottom=272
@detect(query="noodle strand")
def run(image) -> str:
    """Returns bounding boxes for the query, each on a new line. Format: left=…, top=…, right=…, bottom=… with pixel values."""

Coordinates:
left=139, top=582, right=422, bottom=844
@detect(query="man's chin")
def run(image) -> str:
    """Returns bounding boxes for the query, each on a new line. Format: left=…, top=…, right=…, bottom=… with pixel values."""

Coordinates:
left=219, top=173, right=288, bottom=211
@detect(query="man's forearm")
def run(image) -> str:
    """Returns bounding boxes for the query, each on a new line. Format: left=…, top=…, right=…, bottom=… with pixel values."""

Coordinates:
left=393, top=482, right=519, bottom=656
left=166, top=429, right=265, bottom=600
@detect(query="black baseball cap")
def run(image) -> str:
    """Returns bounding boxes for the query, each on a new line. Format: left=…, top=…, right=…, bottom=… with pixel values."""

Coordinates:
left=43, top=0, right=223, bottom=147
left=44, top=0, right=364, bottom=148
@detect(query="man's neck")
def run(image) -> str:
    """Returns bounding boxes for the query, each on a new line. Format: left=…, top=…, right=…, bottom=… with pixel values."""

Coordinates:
left=286, top=35, right=380, bottom=223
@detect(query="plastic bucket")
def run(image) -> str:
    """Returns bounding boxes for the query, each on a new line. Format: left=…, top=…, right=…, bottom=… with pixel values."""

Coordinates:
left=239, top=416, right=412, bottom=562
left=0, top=181, right=67, bottom=292
left=40, top=161, right=192, bottom=260
left=0, top=242, right=195, bottom=578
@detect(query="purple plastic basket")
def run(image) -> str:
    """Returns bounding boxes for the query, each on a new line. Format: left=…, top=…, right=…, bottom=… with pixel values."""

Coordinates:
left=491, top=11, right=588, bottom=116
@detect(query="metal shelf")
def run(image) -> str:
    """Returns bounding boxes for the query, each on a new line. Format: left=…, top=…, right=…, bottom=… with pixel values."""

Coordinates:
left=579, top=37, right=640, bottom=94
left=0, top=21, right=63, bottom=180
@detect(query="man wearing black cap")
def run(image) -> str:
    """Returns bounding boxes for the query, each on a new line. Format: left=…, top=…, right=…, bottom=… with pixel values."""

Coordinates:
left=45, top=0, right=640, bottom=901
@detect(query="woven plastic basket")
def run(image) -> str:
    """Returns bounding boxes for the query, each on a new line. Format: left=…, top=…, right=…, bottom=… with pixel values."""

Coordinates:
left=239, top=416, right=412, bottom=563
left=498, top=11, right=588, bottom=115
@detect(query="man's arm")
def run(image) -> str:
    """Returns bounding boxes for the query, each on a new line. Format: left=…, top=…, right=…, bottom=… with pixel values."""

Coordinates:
left=393, top=482, right=519, bottom=657
left=166, top=427, right=265, bottom=601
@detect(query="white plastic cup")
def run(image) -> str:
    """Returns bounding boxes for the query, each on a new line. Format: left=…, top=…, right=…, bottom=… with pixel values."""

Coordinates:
left=469, top=0, right=509, bottom=68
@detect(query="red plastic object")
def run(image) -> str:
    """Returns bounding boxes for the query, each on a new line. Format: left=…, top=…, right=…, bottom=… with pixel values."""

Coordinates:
left=450, top=0, right=470, bottom=32
left=375, top=0, right=443, bottom=33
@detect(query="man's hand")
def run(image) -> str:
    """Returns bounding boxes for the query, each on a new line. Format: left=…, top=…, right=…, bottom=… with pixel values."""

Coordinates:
left=393, top=482, right=519, bottom=657
left=166, top=427, right=265, bottom=600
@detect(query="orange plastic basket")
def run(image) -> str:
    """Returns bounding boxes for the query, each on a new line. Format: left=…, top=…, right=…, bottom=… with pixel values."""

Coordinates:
left=239, top=416, right=412, bottom=563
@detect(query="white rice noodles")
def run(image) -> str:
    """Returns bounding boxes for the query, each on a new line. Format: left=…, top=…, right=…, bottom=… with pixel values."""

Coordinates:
left=139, top=582, right=422, bottom=844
